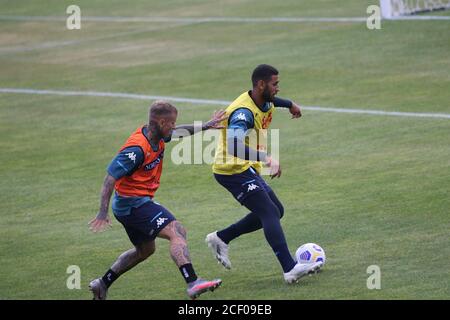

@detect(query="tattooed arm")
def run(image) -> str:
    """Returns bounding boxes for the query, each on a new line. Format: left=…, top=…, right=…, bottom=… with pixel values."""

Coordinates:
left=172, top=110, right=227, bottom=137
left=88, top=174, right=115, bottom=232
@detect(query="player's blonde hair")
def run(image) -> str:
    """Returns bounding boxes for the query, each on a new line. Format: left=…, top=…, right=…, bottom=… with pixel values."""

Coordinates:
left=149, top=100, right=178, bottom=122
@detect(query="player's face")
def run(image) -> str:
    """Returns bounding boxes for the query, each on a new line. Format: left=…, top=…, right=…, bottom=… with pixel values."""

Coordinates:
left=262, top=75, right=280, bottom=102
left=160, top=112, right=177, bottom=138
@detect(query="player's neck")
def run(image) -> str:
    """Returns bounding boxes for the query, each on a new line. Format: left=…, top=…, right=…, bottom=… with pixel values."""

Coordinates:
left=145, top=123, right=162, bottom=146
left=250, top=89, right=265, bottom=109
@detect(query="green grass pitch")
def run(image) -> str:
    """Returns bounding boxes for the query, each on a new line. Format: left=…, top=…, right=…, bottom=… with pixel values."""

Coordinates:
left=0, top=0, right=449, bottom=300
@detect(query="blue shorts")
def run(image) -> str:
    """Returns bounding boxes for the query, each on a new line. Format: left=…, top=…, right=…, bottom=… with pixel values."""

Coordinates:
left=214, top=167, right=273, bottom=204
left=114, top=201, right=176, bottom=246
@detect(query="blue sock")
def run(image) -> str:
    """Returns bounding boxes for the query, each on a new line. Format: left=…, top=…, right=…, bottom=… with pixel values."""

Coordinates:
left=217, top=190, right=285, bottom=244
left=217, top=212, right=261, bottom=244
left=272, top=244, right=296, bottom=273
left=241, top=192, right=296, bottom=273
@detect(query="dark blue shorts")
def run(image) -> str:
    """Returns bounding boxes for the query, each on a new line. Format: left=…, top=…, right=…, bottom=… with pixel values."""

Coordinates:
left=114, top=201, right=176, bottom=246
left=214, top=167, right=272, bottom=204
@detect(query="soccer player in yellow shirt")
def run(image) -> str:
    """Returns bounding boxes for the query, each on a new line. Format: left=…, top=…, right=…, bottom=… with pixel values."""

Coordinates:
left=206, top=64, right=322, bottom=283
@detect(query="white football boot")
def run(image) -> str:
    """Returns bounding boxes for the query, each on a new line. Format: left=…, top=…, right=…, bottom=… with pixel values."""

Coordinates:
left=283, top=262, right=322, bottom=284
left=205, top=231, right=231, bottom=270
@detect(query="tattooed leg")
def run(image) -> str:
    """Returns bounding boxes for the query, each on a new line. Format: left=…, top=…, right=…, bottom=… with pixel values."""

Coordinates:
left=158, top=221, right=191, bottom=267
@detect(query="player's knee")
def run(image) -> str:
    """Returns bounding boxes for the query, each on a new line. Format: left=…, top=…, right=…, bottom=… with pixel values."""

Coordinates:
left=267, top=191, right=284, bottom=219
left=277, top=202, right=284, bottom=219
left=139, top=250, right=153, bottom=261
left=266, top=202, right=281, bottom=220
left=148, top=245, right=156, bottom=256
left=137, top=244, right=156, bottom=260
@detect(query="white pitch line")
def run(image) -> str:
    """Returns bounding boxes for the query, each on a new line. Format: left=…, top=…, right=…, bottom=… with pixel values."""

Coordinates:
left=0, top=15, right=366, bottom=23
left=387, top=15, right=450, bottom=20
left=1, top=15, right=449, bottom=23
left=0, top=88, right=230, bottom=105
left=0, top=88, right=449, bottom=119
left=0, top=22, right=196, bottom=54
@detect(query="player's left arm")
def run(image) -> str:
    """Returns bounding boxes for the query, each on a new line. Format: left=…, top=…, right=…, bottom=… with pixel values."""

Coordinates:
left=172, top=109, right=227, bottom=138
left=273, top=97, right=302, bottom=119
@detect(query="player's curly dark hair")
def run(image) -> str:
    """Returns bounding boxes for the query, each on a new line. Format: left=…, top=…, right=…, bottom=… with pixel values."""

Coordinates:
left=251, top=64, right=278, bottom=86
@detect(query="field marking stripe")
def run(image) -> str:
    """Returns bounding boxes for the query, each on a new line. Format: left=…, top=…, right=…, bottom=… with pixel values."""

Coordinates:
left=389, top=15, right=450, bottom=20
left=0, top=23, right=195, bottom=54
left=1, top=15, right=449, bottom=23
left=0, top=88, right=230, bottom=105
left=1, top=88, right=449, bottom=119
left=0, top=15, right=366, bottom=23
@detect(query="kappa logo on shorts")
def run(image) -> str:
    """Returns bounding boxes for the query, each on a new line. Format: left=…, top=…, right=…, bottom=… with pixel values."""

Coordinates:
left=156, top=217, right=168, bottom=228
left=247, top=183, right=259, bottom=192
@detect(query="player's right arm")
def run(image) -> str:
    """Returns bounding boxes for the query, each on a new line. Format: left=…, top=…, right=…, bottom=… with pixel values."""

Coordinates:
left=89, top=174, right=115, bottom=232
left=89, top=146, right=144, bottom=233
left=226, top=108, right=281, bottom=179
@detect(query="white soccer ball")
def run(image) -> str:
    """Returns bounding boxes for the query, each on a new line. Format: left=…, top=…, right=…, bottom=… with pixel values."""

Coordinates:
left=295, top=243, right=326, bottom=265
